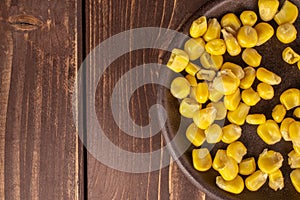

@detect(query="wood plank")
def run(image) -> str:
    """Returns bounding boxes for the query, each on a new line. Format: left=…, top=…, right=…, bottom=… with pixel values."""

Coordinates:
left=0, top=0, right=83, bottom=199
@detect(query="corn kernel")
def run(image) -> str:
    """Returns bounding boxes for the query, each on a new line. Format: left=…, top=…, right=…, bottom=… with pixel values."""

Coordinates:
left=290, top=121, right=300, bottom=146
left=240, top=67, right=256, bottom=89
left=186, top=123, right=206, bottom=147
left=257, top=120, right=282, bottom=145
left=276, top=23, right=297, bottom=44
left=170, top=77, right=191, bottom=99
left=280, top=88, right=300, bottom=110
left=179, top=98, right=201, bottom=118
left=167, top=48, right=189, bottom=72
left=246, top=114, right=266, bottom=125
left=207, top=102, right=227, bottom=120
left=294, top=145, right=300, bottom=154
left=240, top=10, right=257, bottom=26
left=288, top=150, right=300, bottom=168
left=245, top=170, right=268, bottom=191
left=227, top=102, right=250, bottom=125
left=221, top=62, right=245, bottom=79
left=239, top=157, right=256, bottom=176
left=216, top=175, right=244, bottom=194
left=224, top=26, right=237, bottom=36
left=241, top=87, right=261, bottom=106
left=200, top=52, right=223, bottom=70
left=213, top=69, right=240, bottom=95
left=258, top=149, right=283, bottom=174
left=221, top=29, right=241, bottom=57
left=274, top=0, right=299, bottom=25
left=269, top=169, right=284, bottom=191
left=185, top=74, right=198, bottom=86
left=208, top=83, right=224, bottom=102
left=190, top=16, right=208, bottom=38
left=290, top=169, right=300, bottom=193
left=184, top=38, right=206, bottom=61
left=196, top=69, right=216, bottom=81
left=224, top=88, right=241, bottom=111
left=213, top=149, right=228, bottom=170
left=195, top=82, right=209, bottom=104
left=218, top=156, right=239, bottom=181
left=282, top=47, right=300, bottom=64
left=256, top=67, right=281, bottom=85
left=192, top=148, right=212, bottom=171
left=205, top=124, right=223, bottom=143
left=257, top=82, right=274, bottom=100
left=221, top=13, right=241, bottom=32
left=227, top=141, right=247, bottom=163
left=294, top=107, right=300, bottom=118
left=189, top=86, right=197, bottom=100
left=222, top=124, right=242, bottom=144
left=237, top=26, right=258, bottom=48
left=205, top=39, right=226, bottom=56
left=203, top=18, right=221, bottom=42
left=242, top=48, right=262, bottom=67
left=185, top=62, right=200, bottom=77
left=280, top=117, right=295, bottom=141
left=193, top=107, right=217, bottom=130
left=255, top=22, right=275, bottom=46
left=272, top=104, right=286, bottom=123
left=258, top=0, right=280, bottom=21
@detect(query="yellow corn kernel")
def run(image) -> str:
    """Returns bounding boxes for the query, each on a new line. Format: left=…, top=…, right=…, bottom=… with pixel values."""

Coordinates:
left=257, top=82, right=274, bottom=100
left=272, top=104, right=286, bottom=123
left=239, top=157, right=256, bottom=176
left=255, top=22, right=275, bottom=46
left=185, top=62, right=201, bottom=77
left=280, top=117, right=295, bottom=141
left=258, top=149, right=283, bottom=174
left=200, top=52, right=223, bottom=70
left=189, top=16, right=208, bottom=38
left=193, top=107, right=217, bottom=129
left=241, top=87, right=261, bottom=106
left=185, top=74, right=198, bottom=87
left=207, top=102, right=227, bottom=120
left=221, top=29, right=241, bottom=57
left=205, top=124, right=223, bottom=144
left=256, top=67, right=281, bottom=85
left=274, top=0, right=299, bottom=25
left=203, top=18, right=221, bottom=42
left=196, top=69, right=216, bottom=81
left=222, top=124, right=242, bottom=144
left=227, top=102, right=250, bottom=125
left=224, top=26, right=237, bottom=36
left=213, top=149, right=228, bottom=170
left=258, top=0, right=280, bottom=21
left=208, top=83, right=224, bottom=102
left=227, top=141, right=247, bottom=163
left=216, top=175, right=244, bottom=194
left=184, top=38, right=206, bottom=61
left=237, top=26, right=258, bottom=48
left=221, top=13, right=241, bottom=32
left=167, top=48, right=189, bottom=72
left=294, top=145, right=300, bottom=154
left=269, top=169, right=284, bottom=191
left=242, top=48, right=262, bottom=67
left=282, top=47, right=300, bottom=64
left=205, top=39, right=226, bottom=56
left=240, top=66, right=256, bottom=89
left=170, top=77, right=191, bottom=99
left=221, top=62, right=245, bottom=79
left=195, top=82, right=209, bottom=104
left=246, top=114, right=266, bottom=125
left=179, top=98, right=201, bottom=118
left=257, top=120, right=282, bottom=145
left=276, top=23, right=297, bottom=44
left=212, top=69, right=240, bottom=95
left=245, top=170, right=268, bottom=191
left=290, top=169, right=300, bottom=193
left=290, top=121, right=300, bottom=146
left=189, top=86, right=197, bottom=100
left=280, top=88, right=300, bottom=110
left=240, top=10, right=257, bottom=26
left=288, top=150, right=300, bottom=168
left=192, top=148, right=212, bottom=171
left=186, top=123, right=205, bottom=147
left=294, top=107, right=300, bottom=118
left=224, top=88, right=241, bottom=111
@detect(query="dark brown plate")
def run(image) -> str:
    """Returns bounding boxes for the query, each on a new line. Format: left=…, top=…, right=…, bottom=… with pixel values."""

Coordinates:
left=158, top=0, right=300, bottom=199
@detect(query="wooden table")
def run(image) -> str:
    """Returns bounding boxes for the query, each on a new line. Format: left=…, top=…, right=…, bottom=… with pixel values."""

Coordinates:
left=0, top=0, right=208, bottom=199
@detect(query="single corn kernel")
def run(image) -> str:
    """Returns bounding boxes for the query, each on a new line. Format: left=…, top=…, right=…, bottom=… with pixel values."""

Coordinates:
left=280, top=117, right=295, bottom=141
left=227, top=102, right=250, bottom=125
left=192, top=148, right=212, bottom=171
left=222, top=124, right=242, bottom=144
left=240, top=10, right=257, bottom=26
left=280, top=88, right=300, bottom=110
left=205, top=39, right=226, bottom=56
left=195, top=82, right=209, bottom=104
left=258, top=149, right=284, bottom=174
left=185, top=62, right=201, bottom=77
left=294, top=145, right=300, bottom=154
left=184, top=38, right=206, bottom=61
left=269, top=169, right=284, bottom=191
left=237, top=26, right=258, bottom=48
left=276, top=23, right=297, bottom=44
left=167, top=48, right=189, bottom=72
left=224, top=88, right=241, bottom=111
left=294, top=107, right=300, bottom=118
left=221, top=29, right=241, bottom=56
left=193, top=107, right=217, bottom=130
left=224, top=26, right=237, bottom=36
left=185, top=74, right=198, bottom=86
left=203, top=18, right=221, bottom=42
left=189, top=16, right=208, bottom=38
left=240, top=67, right=256, bottom=89
left=288, top=150, right=300, bottom=168
left=200, top=52, right=223, bottom=70
left=208, top=83, right=224, bottom=102
left=213, top=149, right=228, bottom=170
left=246, top=114, right=266, bottom=125
left=213, top=69, right=240, bottom=95
left=227, top=141, right=247, bottom=163
left=255, top=22, right=275, bottom=46
left=258, top=0, right=280, bottom=21
left=196, top=69, right=216, bottom=81
left=186, top=123, right=205, bottom=147
left=282, top=47, right=300, bottom=64
left=241, top=87, right=261, bottom=106
left=239, top=157, right=256, bottom=176
left=274, top=0, right=299, bottom=25
left=272, top=104, right=287, bottom=123
left=205, top=124, right=223, bottom=144
left=179, top=98, right=201, bottom=118
left=242, top=48, right=262, bottom=67
left=221, top=13, right=242, bottom=32
left=189, top=86, right=197, bottom=100
left=207, top=102, right=227, bottom=120
left=291, top=169, right=300, bottom=193
left=221, top=62, right=245, bottom=79
left=256, top=67, right=281, bottom=85
left=257, top=120, right=282, bottom=145
left=219, top=156, right=239, bottom=181
left=170, top=77, right=191, bottom=99
left=290, top=121, right=300, bottom=146
left=257, top=82, right=274, bottom=100
left=216, top=175, right=244, bottom=194
left=245, top=170, right=268, bottom=191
